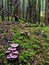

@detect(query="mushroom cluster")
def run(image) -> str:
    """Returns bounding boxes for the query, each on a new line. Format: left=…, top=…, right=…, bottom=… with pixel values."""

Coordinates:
left=5, top=43, right=19, bottom=60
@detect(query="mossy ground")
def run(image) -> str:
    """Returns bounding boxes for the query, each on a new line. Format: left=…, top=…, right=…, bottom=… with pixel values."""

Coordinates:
left=0, top=21, right=49, bottom=65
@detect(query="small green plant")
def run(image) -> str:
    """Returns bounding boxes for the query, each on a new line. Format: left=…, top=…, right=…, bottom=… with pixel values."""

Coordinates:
left=46, top=37, right=49, bottom=43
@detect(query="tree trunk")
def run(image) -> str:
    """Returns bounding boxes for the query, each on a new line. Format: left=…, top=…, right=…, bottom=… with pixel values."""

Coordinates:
left=22, top=0, right=25, bottom=18
left=14, top=0, right=18, bottom=21
left=45, top=0, right=49, bottom=25
left=33, top=0, right=36, bottom=23
left=2, top=0, right=5, bottom=21
left=38, top=0, right=41, bottom=24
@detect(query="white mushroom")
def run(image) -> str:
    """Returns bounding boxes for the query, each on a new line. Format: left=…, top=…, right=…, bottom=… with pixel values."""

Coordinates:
left=9, top=53, right=18, bottom=59
left=7, top=55, right=11, bottom=59
left=8, top=47, right=16, bottom=51
left=12, top=51, right=19, bottom=55
left=10, top=43, right=19, bottom=48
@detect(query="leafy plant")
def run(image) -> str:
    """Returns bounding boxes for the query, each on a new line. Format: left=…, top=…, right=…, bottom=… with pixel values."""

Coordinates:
left=46, top=37, right=49, bottom=43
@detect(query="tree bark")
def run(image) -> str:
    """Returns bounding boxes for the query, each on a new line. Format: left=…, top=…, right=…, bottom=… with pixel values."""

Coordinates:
left=37, top=0, right=41, bottom=24
left=45, top=0, right=49, bottom=25
left=14, top=0, right=18, bottom=21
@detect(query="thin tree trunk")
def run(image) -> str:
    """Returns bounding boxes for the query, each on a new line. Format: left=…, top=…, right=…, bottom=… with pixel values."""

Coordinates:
left=1, top=0, right=5, bottom=21
left=14, top=0, right=18, bottom=21
left=22, top=0, right=25, bottom=18
left=33, top=0, right=36, bottom=23
left=28, top=0, right=31, bottom=22
left=37, top=0, right=41, bottom=24
left=45, top=0, right=49, bottom=25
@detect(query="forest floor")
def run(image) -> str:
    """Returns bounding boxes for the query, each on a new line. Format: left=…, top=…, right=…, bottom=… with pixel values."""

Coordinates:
left=0, top=21, right=49, bottom=65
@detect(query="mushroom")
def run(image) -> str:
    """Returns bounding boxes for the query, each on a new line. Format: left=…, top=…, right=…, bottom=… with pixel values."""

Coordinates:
left=6, top=50, right=11, bottom=54
left=6, top=55, right=11, bottom=59
left=8, top=47, right=16, bottom=51
left=12, top=51, right=19, bottom=55
left=9, top=53, right=18, bottom=59
left=10, top=43, right=19, bottom=48
left=1, top=36, right=4, bottom=39
left=6, top=43, right=19, bottom=61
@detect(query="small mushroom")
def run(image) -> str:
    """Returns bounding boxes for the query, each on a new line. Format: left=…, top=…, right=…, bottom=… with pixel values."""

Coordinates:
left=12, top=51, right=19, bottom=55
left=8, top=47, right=16, bottom=51
left=10, top=43, right=19, bottom=48
left=6, top=50, right=11, bottom=54
left=9, top=53, right=18, bottom=59
left=1, top=36, right=4, bottom=39
left=6, top=55, right=11, bottom=59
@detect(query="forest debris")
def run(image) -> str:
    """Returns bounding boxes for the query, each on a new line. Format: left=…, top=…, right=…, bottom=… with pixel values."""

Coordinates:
left=21, top=31, right=30, bottom=38
left=20, top=24, right=26, bottom=29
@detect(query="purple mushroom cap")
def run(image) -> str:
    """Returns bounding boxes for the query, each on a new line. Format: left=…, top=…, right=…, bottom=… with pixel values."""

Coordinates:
left=12, top=51, right=19, bottom=55
left=9, top=53, right=18, bottom=59
left=8, top=47, right=16, bottom=51
left=6, top=50, right=11, bottom=54
left=1, top=36, right=4, bottom=39
left=7, top=55, right=11, bottom=59
left=10, top=43, right=19, bottom=48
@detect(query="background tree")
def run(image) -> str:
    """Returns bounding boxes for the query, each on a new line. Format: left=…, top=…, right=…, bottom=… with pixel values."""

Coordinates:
left=1, top=0, right=5, bottom=21
left=14, top=0, right=18, bottom=21
left=22, top=0, right=25, bottom=18
left=45, top=0, right=49, bottom=25
left=37, top=0, right=41, bottom=24
left=33, top=0, right=36, bottom=23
